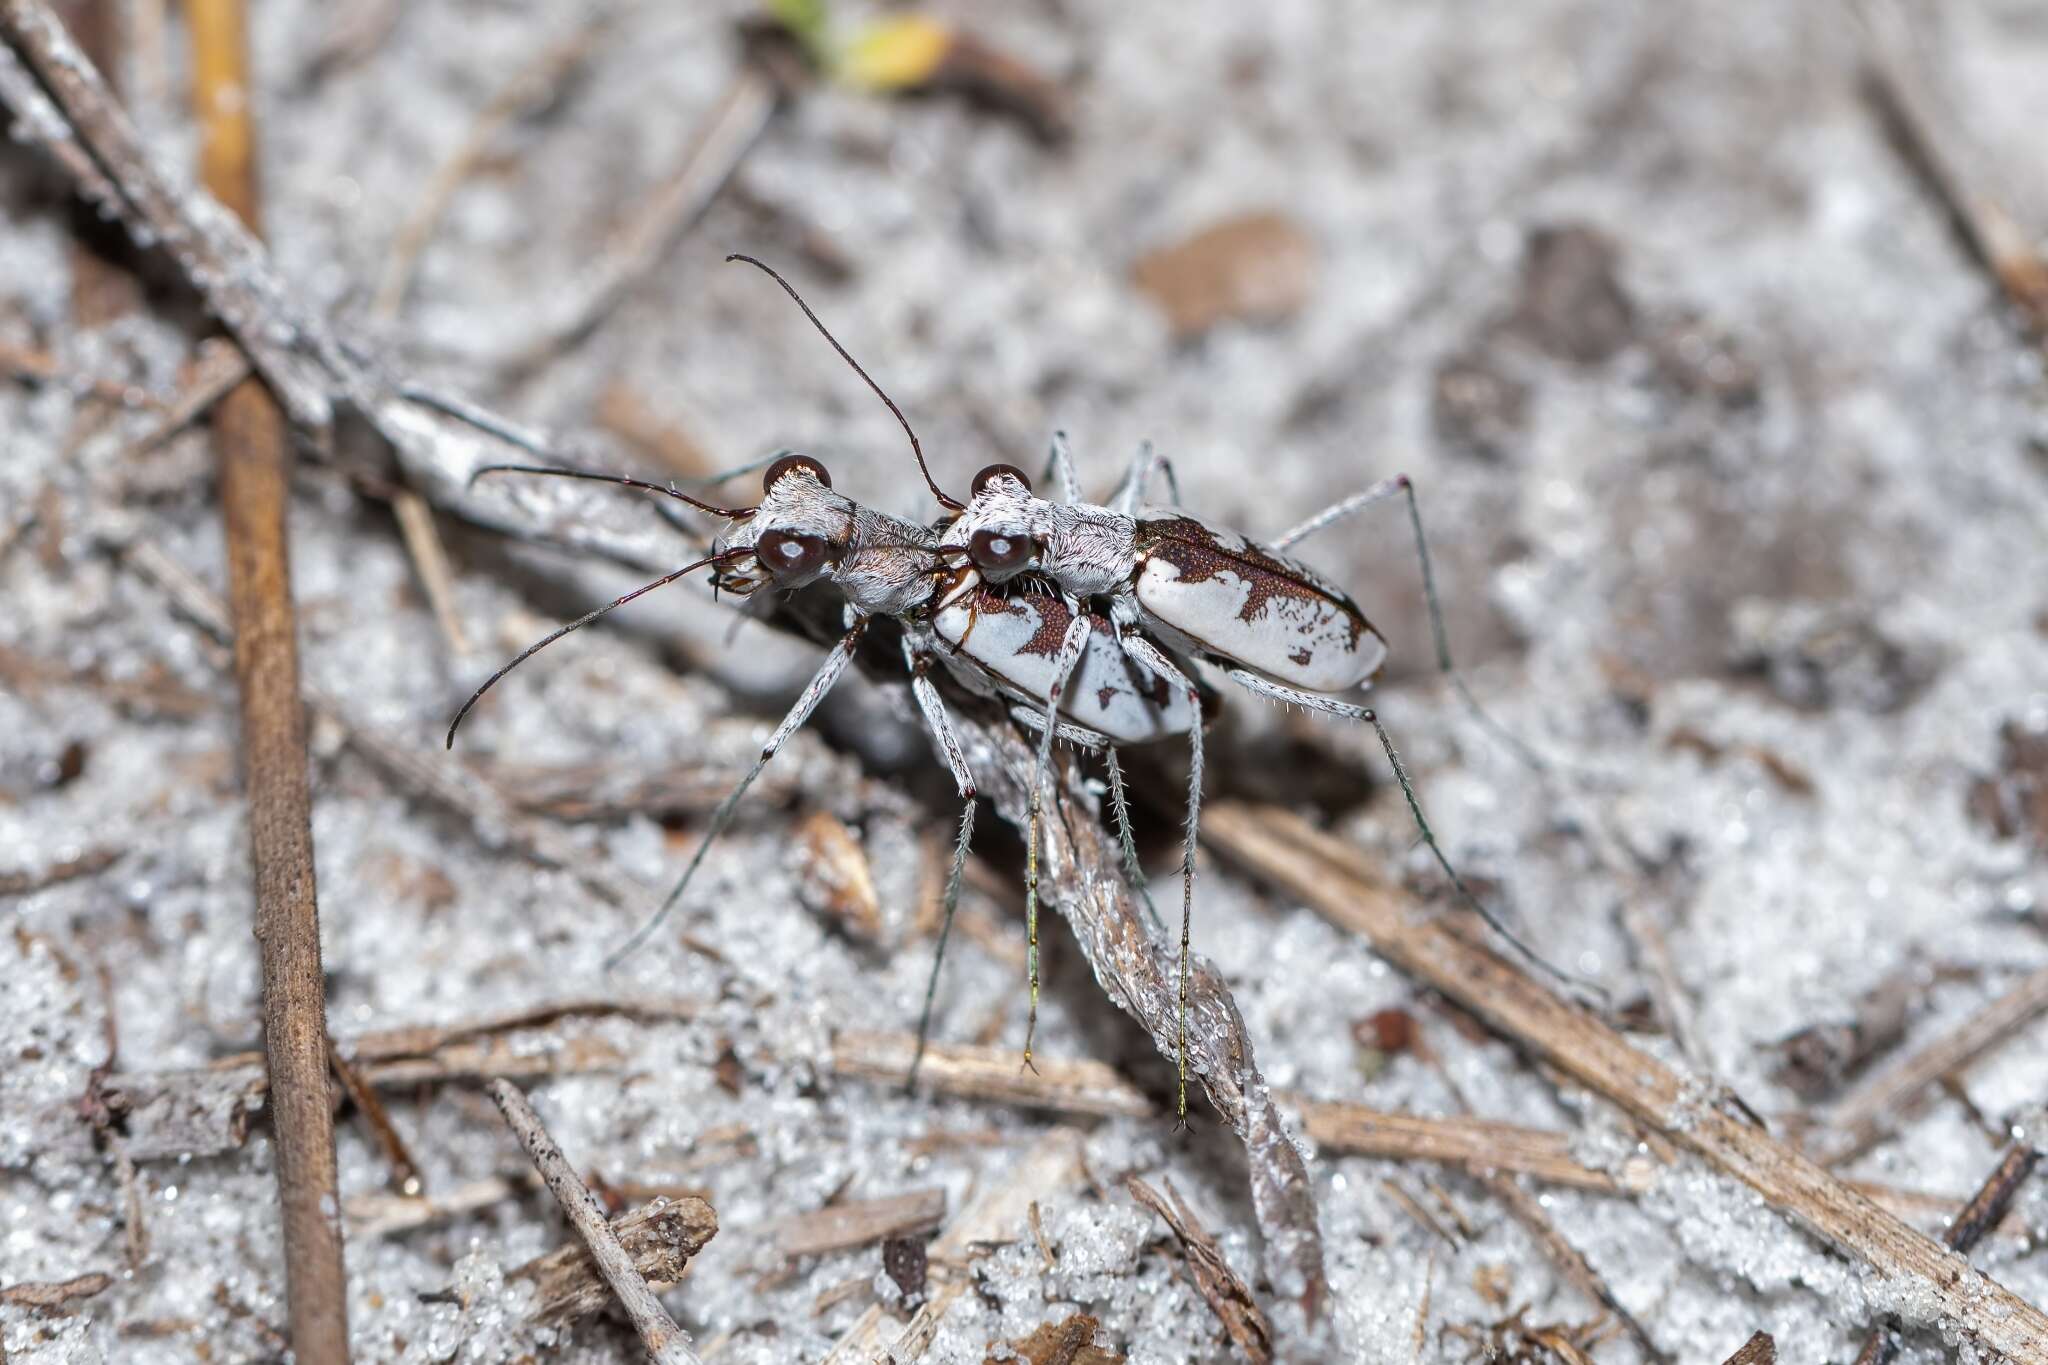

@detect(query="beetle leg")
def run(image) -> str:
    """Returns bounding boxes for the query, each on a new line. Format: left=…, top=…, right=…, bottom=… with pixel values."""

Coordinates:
left=1040, top=429, right=1084, bottom=505
left=603, top=615, right=869, bottom=969
left=903, top=634, right=981, bottom=1093
left=1221, top=667, right=1598, bottom=1000
left=1022, top=610, right=1097, bottom=1071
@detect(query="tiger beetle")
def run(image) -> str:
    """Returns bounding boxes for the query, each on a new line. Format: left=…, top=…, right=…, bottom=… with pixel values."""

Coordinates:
left=442, top=256, right=1203, bottom=1107
left=931, top=430, right=1591, bottom=1026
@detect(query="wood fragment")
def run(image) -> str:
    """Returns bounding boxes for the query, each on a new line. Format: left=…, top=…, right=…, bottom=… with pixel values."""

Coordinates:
left=488, top=1079, right=702, bottom=1364
left=1202, top=800, right=2048, bottom=1360
left=1721, top=1331, right=1776, bottom=1365
left=0, top=1272, right=114, bottom=1309
left=823, top=1129, right=1085, bottom=1363
left=0, top=846, right=123, bottom=898
left=776, top=1189, right=945, bottom=1259
left=185, top=1, right=349, bottom=1357
left=831, top=1031, right=1152, bottom=1118
left=325, top=1040, right=422, bottom=1196
left=1476, top=1171, right=1665, bottom=1363
left=509, top=1196, right=719, bottom=1327
left=1851, top=1140, right=2041, bottom=1365
left=1127, top=1176, right=1271, bottom=1365
left=1815, top=963, right=2048, bottom=1165
left=1379, top=1178, right=1457, bottom=1250
left=593, top=383, right=722, bottom=482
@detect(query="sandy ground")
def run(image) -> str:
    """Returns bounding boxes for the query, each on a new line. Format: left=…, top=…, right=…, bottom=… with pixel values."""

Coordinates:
left=4, top=1, right=2048, bottom=1361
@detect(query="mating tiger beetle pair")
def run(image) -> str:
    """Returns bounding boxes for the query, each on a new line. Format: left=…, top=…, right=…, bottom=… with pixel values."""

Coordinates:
left=446, top=255, right=1578, bottom=1122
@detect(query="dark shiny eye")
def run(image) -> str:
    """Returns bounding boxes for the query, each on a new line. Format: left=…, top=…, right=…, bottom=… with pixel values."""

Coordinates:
left=968, top=527, right=1036, bottom=572
left=971, top=463, right=1031, bottom=496
left=763, top=453, right=832, bottom=492
left=755, top=529, right=832, bottom=580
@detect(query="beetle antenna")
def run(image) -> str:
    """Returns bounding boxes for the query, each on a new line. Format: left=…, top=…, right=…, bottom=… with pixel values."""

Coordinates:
left=726, top=253, right=963, bottom=512
left=470, top=463, right=757, bottom=520
left=447, top=548, right=745, bottom=748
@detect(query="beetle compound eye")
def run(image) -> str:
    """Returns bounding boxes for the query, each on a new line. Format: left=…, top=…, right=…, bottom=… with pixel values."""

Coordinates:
left=970, top=463, right=1031, bottom=496
left=762, top=453, right=832, bottom=493
left=755, top=529, right=832, bottom=579
left=969, top=527, right=1036, bottom=572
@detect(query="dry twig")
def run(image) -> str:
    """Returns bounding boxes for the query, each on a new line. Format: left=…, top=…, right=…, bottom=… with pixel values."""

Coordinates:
left=1202, top=800, right=2048, bottom=1359
left=488, top=1079, right=702, bottom=1365
left=1127, top=1176, right=1272, bottom=1364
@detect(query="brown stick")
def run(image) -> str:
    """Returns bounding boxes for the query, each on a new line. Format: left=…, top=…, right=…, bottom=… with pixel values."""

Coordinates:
left=1202, top=800, right=2048, bottom=1360
left=487, top=1079, right=701, bottom=1364
left=182, top=0, right=348, bottom=1358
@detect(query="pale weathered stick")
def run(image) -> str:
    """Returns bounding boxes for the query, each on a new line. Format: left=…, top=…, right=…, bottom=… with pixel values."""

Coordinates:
left=830, top=1032, right=1153, bottom=1119
left=1203, top=800, right=2048, bottom=1360
left=947, top=717, right=1331, bottom=1332
left=487, top=1079, right=701, bottom=1365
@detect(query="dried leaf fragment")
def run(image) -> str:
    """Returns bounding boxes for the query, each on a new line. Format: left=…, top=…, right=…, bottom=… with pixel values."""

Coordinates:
left=1132, top=212, right=1316, bottom=340
left=989, top=1312, right=1124, bottom=1365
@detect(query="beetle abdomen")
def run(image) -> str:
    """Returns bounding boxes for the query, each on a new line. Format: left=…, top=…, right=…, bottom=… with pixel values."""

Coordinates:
left=1132, top=514, right=1386, bottom=692
left=932, top=577, right=1198, bottom=745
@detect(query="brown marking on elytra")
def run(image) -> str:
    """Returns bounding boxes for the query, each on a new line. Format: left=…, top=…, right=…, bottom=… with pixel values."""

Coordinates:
left=1135, top=516, right=1373, bottom=648
left=1004, top=590, right=1074, bottom=659
left=1289, top=647, right=1313, bottom=666
left=1097, top=685, right=1119, bottom=710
